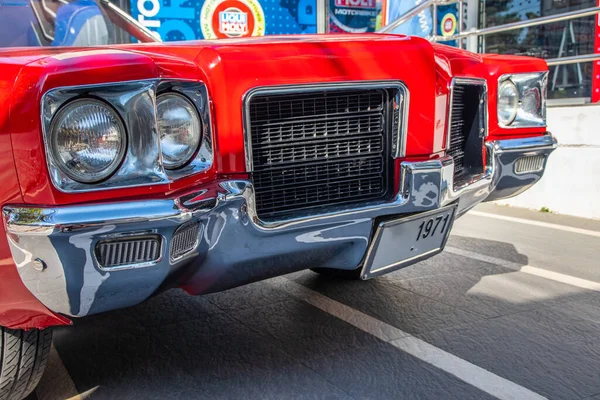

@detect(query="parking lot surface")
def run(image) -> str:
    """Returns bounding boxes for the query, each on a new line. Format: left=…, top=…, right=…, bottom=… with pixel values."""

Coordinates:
left=35, top=204, right=600, bottom=400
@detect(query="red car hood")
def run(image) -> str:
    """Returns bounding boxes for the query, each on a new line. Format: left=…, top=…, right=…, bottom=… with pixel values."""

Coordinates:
left=126, top=34, right=439, bottom=172
left=4, top=34, right=439, bottom=204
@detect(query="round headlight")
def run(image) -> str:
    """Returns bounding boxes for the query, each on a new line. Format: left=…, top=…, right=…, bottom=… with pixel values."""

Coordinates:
left=521, top=88, right=541, bottom=116
left=50, top=99, right=127, bottom=183
left=498, top=79, right=519, bottom=126
left=156, top=93, right=201, bottom=170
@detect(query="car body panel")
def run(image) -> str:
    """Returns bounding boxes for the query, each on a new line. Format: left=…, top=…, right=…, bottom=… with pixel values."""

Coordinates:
left=0, top=34, right=552, bottom=329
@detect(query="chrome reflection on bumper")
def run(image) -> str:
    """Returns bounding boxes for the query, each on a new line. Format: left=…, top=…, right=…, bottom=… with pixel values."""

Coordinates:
left=485, top=134, right=557, bottom=202
left=2, top=134, right=557, bottom=318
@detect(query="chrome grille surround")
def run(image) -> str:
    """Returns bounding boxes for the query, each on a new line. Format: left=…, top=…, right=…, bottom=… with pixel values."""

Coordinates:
left=244, top=82, right=408, bottom=221
left=95, top=235, right=162, bottom=270
left=170, top=221, right=202, bottom=261
left=447, top=78, right=488, bottom=189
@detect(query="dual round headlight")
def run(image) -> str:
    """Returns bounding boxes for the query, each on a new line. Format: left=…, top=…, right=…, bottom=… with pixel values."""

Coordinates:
left=497, top=73, right=546, bottom=128
left=497, top=80, right=519, bottom=126
left=50, top=93, right=201, bottom=183
left=50, top=99, right=127, bottom=183
left=156, top=93, right=201, bottom=170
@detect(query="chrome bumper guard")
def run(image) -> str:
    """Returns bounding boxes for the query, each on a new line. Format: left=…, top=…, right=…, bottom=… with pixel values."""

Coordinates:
left=3, top=134, right=557, bottom=317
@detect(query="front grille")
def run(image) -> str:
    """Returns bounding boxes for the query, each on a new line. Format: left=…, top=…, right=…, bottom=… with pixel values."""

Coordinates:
left=247, top=87, right=396, bottom=219
left=96, top=236, right=161, bottom=269
left=448, top=81, right=486, bottom=187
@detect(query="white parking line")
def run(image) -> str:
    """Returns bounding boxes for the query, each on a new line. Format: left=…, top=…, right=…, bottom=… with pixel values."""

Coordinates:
left=445, top=246, right=600, bottom=292
left=270, top=277, right=547, bottom=400
left=468, top=211, right=600, bottom=238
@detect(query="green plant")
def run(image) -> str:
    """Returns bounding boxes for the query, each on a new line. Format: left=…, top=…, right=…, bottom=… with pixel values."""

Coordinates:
left=540, top=206, right=551, bottom=213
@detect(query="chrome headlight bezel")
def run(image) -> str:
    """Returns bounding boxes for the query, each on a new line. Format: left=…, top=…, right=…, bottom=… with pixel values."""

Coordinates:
left=41, top=80, right=214, bottom=193
left=49, top=98, right=128, bottom=184
left=497, top=72, right=548, bottom=129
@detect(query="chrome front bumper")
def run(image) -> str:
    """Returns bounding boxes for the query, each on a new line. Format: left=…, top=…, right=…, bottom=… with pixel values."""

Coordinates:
left=3, top=134, right=557, bottom=318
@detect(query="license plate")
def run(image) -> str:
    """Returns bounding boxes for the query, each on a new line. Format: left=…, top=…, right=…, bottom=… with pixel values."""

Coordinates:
left=361, top=204, right=457, bottom=279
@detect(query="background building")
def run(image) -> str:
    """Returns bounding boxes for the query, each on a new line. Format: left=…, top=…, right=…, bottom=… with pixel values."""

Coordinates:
left=479, top=0, right=597, bottom=104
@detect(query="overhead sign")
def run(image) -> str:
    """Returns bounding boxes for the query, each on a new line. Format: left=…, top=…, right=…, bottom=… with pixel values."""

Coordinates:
left=131, top=0, right=316, bottom=41
left=328, top=0, right=379, bottom=33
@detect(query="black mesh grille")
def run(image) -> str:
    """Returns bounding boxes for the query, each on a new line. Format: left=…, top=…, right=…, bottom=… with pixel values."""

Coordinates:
left=248, top=88, right=392, bottom=219
left=448, top=82, right=485, bottom=187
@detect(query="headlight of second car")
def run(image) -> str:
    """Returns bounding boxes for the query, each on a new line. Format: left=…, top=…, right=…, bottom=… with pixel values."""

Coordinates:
left=497, top=72, right=547, bottom=128
left=50, top=98, right=127, bottom=183
left=156, top=93, right=201, bottom=170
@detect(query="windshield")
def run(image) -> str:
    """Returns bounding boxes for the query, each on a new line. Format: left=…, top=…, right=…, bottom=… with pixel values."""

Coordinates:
left=0, top=0, right=158, bottom=47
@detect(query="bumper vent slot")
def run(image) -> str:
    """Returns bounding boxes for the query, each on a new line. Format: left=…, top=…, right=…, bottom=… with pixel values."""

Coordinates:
left=448, top=81, right=486, bottom=187
left=171, top=222, right=201, bottom=260
left=247, top=87, right=396, bottom=220
left=96, top=236, right=161, bottom=269
left=515, top=155, right=545, bottom=174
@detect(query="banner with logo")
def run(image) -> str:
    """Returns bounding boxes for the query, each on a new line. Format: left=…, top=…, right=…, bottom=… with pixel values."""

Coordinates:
left=381, top=0, right=458, bottom=45
left=436, top=3, right=458, bottom=46
left=328, top=0, right=380, bottom=33
left=130, top=0, right=317, bottom=41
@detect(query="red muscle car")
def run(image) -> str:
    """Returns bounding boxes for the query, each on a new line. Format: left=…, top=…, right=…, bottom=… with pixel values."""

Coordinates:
left=0, top=0, right=556, bottom=398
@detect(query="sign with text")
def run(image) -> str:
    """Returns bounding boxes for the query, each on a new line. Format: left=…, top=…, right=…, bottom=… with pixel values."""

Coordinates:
left=130, top=0, right=317, bottom=41
left=328, top=0, right=379, bottom=33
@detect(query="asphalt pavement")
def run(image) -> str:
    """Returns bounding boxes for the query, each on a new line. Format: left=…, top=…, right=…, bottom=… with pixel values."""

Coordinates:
left=35, top=203, right=600, bottom=400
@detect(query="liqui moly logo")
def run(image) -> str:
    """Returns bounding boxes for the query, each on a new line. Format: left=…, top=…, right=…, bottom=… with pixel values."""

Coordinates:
left=219, top=8, right=248, bottom=37
left=334, top=0, right=376, bottom=8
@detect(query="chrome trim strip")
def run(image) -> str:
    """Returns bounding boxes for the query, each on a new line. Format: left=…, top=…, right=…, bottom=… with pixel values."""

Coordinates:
left=392, top=83, right=410, bottom=159
left=239, top=150, right=488, bottom=230
left=492, top=133, right=557, bottom=153
left=241, top=80, right=410, bottom=173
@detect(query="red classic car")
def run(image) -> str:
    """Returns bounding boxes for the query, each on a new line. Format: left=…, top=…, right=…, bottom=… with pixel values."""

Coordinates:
left=0, top=0, right=556, bottom=398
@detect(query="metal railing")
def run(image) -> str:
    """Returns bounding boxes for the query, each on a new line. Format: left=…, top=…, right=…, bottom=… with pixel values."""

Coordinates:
left=378, top=1, right=600, bottom=67
left=547, top=54, right=600, bottom=66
